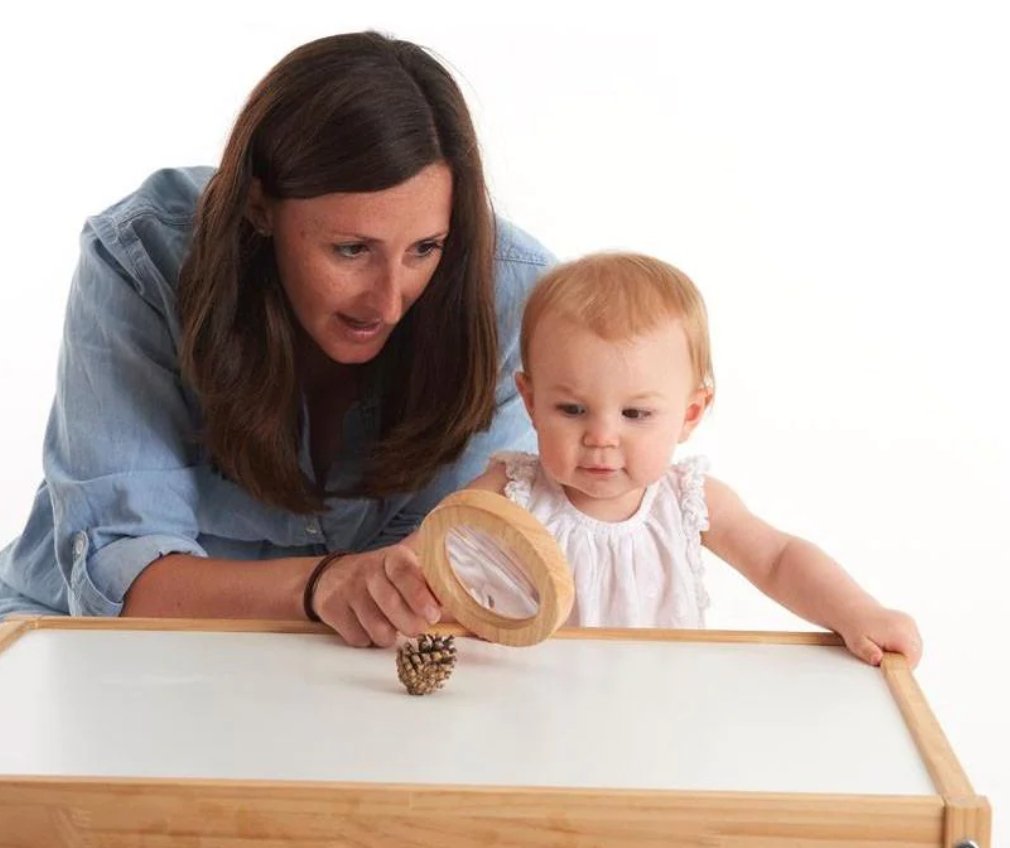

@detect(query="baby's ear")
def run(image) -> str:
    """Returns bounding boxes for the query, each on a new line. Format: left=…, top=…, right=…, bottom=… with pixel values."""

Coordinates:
left=515, top=372, right=535, bottom=421
left=678, top=386, right=712, bottom=443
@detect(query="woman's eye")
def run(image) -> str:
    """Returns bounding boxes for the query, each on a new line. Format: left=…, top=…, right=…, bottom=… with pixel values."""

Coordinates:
left=333, top=243, right=367, bottom=258
left=415, top=240, right=445, bottom=257
left=622, top=408, right=652, bottom=420
left=557, top=403, right=585, bottom=417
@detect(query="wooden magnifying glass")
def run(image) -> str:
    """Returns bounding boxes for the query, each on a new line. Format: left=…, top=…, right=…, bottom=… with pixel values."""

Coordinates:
left=417, top=490, right=574, bottom=647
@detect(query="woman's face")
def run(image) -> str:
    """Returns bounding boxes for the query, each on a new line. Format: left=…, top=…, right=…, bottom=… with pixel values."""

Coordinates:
left=252, top=162, right=453, bottom=365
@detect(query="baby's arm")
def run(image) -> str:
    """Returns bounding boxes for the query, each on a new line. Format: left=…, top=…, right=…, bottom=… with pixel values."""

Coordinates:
left=702, top=477, right=922, bottom=668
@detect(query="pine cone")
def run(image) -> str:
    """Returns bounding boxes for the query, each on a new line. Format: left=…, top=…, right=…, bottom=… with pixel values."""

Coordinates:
left=396, top=633, right=457, bottom=696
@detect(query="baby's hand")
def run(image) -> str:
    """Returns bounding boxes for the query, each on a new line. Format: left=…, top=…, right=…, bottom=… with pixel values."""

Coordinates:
left=840, top=606, right=923, bottom=669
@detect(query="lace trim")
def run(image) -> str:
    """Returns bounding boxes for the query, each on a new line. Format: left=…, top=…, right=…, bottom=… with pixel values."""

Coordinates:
left=490, top=450, right=538, bottom=509
left=674, top=455, right=711, bottom=616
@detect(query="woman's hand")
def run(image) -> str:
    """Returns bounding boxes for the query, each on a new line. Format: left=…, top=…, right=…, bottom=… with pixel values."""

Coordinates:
left=311, top=543, right=443, bottom=647
left=839, top=606, right=923, bottom=669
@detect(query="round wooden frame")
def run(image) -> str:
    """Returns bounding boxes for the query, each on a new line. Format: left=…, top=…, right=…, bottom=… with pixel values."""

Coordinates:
left=417, top=490, right=574, bottom=646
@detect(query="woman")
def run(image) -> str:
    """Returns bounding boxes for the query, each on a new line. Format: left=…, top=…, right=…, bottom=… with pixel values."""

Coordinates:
left=0, top=32, right=553, bottom=647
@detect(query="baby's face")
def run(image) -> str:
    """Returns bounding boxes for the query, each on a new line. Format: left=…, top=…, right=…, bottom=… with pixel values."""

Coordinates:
left=518, top=313, right=707, bottom=521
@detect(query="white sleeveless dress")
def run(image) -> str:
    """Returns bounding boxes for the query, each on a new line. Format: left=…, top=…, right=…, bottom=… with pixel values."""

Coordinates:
left=487, top=451, right=711, bottom=628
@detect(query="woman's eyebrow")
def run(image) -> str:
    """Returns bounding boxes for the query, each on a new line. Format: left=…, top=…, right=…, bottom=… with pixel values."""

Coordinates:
left=324, top=230, right=450, bottom=243
left=324, top=231, right=377, bottom=242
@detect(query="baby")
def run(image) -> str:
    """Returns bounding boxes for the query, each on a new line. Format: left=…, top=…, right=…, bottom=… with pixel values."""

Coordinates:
left=466, top=253, right=921, bottom=667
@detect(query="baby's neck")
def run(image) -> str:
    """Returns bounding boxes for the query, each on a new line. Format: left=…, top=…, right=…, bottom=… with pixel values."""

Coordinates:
left=562, top=485, right=647, bottom=523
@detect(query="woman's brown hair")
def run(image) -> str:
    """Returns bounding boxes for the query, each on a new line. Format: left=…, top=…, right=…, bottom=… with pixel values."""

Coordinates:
left=178, top=32, right=497, bottom=513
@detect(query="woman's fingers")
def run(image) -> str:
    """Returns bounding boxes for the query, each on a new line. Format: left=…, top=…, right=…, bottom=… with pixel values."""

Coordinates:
left=312, top=544, right=443, bottom=646
left=350, top=591, right=398, bottom=648
left=326, top=600, right=373, bottom=648
left=381, top=549, right=442, bottom=625
left=366, top=564, right=428, bottom=638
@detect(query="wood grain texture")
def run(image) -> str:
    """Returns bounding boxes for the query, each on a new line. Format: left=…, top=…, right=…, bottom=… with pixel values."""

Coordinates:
left=550, top=625, right=845, bottom=645
left=943, top=795, right=992, bottom=848
left=881, top=653, right=974, bottom=797
left=17, top=616, right=844, bottom=647
left=0, top=779, right=945, bottom=848
left=0, top=617, right=33, bottom=655
left=417, top=489, right=574, bottom=646
left=881, top=653, right=991, bottom=848
left=19, top=615, right=332, bottom=635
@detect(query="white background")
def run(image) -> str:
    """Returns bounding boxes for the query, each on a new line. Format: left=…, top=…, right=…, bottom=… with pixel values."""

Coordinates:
left=0, top=1, right=1006, bottom=841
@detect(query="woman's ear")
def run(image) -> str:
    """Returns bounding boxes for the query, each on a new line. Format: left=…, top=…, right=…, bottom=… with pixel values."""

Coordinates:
left=245, top=178, right=274, bottom=236
left=677, top=386, right=712, bottom=443
left=515, top=371, right=535, bottom=423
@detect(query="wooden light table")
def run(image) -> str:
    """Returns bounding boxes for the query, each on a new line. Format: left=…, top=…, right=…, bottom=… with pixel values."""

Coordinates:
left=0, top=616, right=990, bottom=847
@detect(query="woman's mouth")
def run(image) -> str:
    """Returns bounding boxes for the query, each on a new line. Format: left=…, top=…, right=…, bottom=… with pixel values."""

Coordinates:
left=336, top=313, right=384, bottom=341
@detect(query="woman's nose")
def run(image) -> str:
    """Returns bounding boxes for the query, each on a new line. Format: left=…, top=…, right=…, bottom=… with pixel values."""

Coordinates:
left=372, top=263, right=405, bottom=324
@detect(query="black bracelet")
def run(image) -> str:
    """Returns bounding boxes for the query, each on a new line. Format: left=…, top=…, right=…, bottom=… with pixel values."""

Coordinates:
left=303, top=550, right=345, bottom=623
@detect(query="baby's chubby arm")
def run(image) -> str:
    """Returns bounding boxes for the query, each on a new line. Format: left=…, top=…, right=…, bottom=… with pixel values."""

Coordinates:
left=702, top=478, right=922, bottom=668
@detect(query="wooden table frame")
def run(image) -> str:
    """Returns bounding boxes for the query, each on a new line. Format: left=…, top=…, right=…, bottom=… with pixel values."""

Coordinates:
left=0, top=616, right=991, bottom=848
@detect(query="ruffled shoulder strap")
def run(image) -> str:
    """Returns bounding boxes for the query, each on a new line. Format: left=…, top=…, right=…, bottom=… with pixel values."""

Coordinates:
left=670, top=455, right=711, bottom=614
left=490, top=450, right=539, bottom=509
left=672, top=455, right=710, bottom=534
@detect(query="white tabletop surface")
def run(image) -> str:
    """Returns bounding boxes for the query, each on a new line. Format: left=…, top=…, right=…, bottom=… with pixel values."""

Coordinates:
left=0, top=628, right=935, bottom=794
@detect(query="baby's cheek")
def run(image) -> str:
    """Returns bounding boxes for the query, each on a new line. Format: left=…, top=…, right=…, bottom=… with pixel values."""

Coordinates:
left=634, top=449, right=674, bottom=486
left=538, top=441, right=573, bottom=481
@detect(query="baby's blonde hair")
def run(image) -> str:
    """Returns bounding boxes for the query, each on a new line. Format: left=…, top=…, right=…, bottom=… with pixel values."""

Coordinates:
left=520, top=252, right=715, bottom=398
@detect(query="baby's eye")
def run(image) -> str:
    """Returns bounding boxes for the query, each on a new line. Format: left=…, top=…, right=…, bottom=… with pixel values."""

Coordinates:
left=622, top=408, right=652, bottom=421
left=556, top=403, right=586, bottom=417
left=414, top=239, right=445, bottom=257
left=333, top=242, right=367, bottom=259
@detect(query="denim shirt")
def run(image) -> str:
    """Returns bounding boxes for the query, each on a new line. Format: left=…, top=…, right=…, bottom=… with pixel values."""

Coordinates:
left=0, top=167, right=553, bottom=619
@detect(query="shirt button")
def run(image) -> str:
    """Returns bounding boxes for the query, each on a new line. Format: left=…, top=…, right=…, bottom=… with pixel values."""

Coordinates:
left=73, top=535, right=86, bottom=557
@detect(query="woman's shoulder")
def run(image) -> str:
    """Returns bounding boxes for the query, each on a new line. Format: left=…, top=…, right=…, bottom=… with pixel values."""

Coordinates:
left=489, top=217, right=556, bottom=354
left=82, top=166, right=215, bottom=302
left=494, top=217, right=555, bottom=268
left=90, top=167, right=214, bottom=234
